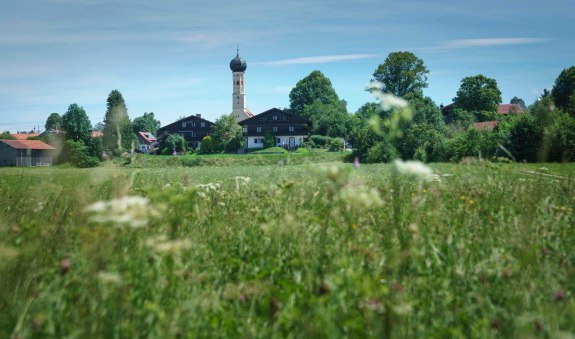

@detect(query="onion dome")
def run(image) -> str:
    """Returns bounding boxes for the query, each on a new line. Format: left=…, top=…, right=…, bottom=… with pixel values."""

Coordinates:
left=230, top=50, right=247, bottom=72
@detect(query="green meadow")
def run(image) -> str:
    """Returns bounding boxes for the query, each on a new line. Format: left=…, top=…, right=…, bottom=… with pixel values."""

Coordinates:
left=1, top=157, right=574, bottom=337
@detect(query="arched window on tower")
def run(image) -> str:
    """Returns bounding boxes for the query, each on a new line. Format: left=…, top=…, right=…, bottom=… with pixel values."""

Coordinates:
left=236, top=81, right=240, bottom=85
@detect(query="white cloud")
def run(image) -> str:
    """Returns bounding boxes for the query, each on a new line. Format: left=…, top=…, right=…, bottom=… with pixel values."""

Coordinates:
left=421, top=38, right=549, bottom=52
left=258, top=54, right=379, bottom=66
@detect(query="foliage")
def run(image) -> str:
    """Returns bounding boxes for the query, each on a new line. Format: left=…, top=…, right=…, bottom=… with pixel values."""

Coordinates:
left=397, top=123, right=445, bottom=162
left=542, top=111, right=575, bottom=162
left=371, top=51, right=429, bottom=97
left=62, top=103, right=92, bottom=143
left=159, top=133, right=187, bottom=155
left=132, top=112, right=161, bottom=135
left=210, top=115, right=243, bottom=152
left=86, top=136, right=104, bottom=160
left=551, top=66, right=575, bottom=113
left=45, top=113, right=63, bottom=131
left=251, top=147, right=289, bottom=154
left=355, top=102, right=381, bottom=121
left=404, top=93, right=445, bottom=130
left=443, top=128, right=498, bottom=162
left=63, top=139, right=99, bottom=167
left=366, top=139, right=398, bottom=163
left=503, top=114, right=543, bottom=162
left=289, top=70, right=341, bottom=117
left=0, top=131, right=15, bottom=139
left=198, top=136, right=216, bottom=154
left=310, top=135, right=332, bottom=148
left=510, top=96, right=527, bottom=110
left=103, top=89, right=134, bottom=154
left=263, top=129, right=276, bottom=148
left=327, top=138, right=344, bottom=152
left=303, top=100, right=351, bottom=138
left=453, top=74, right=502, bottom=112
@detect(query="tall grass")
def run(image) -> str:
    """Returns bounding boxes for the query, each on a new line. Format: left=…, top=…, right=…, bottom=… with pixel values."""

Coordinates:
left=0, top=162, right=574, bottom=337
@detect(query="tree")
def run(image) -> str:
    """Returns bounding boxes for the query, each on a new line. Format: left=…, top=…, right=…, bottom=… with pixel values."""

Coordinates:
left=551, top=66, right=575, bottom=113
left=303, top=100, right=351, bottom=138
left=103, top=89, right=134, bottom=154
left=355, top=102, right=381, bottom=121
left=93, top=122, right=105, bottom=131
left=371, top=51, right=429, bottom=97
left=159, top=133, right=187, bottom=155
left=62, top=103, right=92, bottom=143
left=289, top=70, right=341, bottom=117
left=198, top=136, right=215, bottom=154
left=404, top=93, right=445, bottom=130
left=0, top=131, right=15, bottom=139
left=64, top=139, right=99, bottom=168
left=132, top=112, right=161, bottom=135
left=263, top=129, right=276, bottom=148
left=510, top=97, right=527, bottom=110
left=453, top=74, right=502, bottom=112
left=210, top=115, right=243, bottom=152
left=45, top=113, right=63, bottom=131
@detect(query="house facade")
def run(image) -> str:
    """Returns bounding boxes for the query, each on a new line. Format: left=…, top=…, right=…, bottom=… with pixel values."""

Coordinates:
left=239, top=108, right=311, bottom=150
left=136, top=131, right=157, bottom=154
left=156, top=114, right=213, bottom=149
left=0, top=139, right=55, bottom=166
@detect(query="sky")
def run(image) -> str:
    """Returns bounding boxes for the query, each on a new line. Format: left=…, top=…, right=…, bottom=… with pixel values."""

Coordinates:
left=1, top=0, right=574, bottom=133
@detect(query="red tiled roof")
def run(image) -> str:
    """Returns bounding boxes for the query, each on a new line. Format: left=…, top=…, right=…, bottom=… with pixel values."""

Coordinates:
left=91, top=130, right=103, bottom=138
left=138, top=131, right=157, bottom=143
left=0, top=139, right=56, bottom=150
left=498, top=104, right=524, bottom=114
left=245, top=108, right=254, bottom=117
left=473, top=121, right=498, bottom=130
left=11, top=133, right=40, bottom=140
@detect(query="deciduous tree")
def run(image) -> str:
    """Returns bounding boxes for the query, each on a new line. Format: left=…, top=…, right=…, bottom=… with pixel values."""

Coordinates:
left=551, top=66, right=575, bottom=114
left=453, top=74, right=502, bottom=113
left=211, top=115, right=243, bottom=152
left=132, top=112, right=161, bottom=135
left=45, top=113, right=63, bottom=131
left=289, top=70, right=341, bottom=117
left=62, top=104, right=92, bottom=143
left=371, top=51, right=429, bottom=97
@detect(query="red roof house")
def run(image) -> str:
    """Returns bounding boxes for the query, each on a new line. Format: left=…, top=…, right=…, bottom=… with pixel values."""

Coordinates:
left=0, top=139, right=56, bottom=166
left=497, top=104, right=524, bottom=115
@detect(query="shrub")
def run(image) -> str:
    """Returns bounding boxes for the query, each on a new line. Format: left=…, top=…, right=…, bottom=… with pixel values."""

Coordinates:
left=366, top=139, right=398, bottom=163
left=64, top=140, right=99, bottom=168
left=310, top=135, right=331, bottom=148
left=327, top=138, right=344, bottom=152
left=198, top=136, right=216, bottom=154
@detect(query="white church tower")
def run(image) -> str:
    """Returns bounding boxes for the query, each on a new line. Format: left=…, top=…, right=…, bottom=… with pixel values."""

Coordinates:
left=229, top=49, right=253, bottom=122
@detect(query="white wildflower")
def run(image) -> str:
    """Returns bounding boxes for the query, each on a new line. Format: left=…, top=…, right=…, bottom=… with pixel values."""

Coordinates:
left=146, top=234, right=192, bottom=255
left=84, top=196, right=153, bottom=228
left=393, top=159, right=435, bottom=182
left=338, top=182, right=384, bottom=210
left=97, top=271, right=122, bottom=284
left=198, top=183, right=221, bottom=192
left=367, top=80, right=409, bottom=111
left=234, top=176, right=251, bottom=192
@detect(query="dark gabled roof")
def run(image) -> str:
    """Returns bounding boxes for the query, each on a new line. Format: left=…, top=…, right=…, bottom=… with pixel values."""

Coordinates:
left=0, top=139, right=56, bottom=150
left=157, top=114, right=214, bottom=132
left=239, top=108, right=311, bottom=126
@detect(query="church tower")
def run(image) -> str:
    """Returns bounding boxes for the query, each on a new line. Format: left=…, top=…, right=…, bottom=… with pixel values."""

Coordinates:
left=229, top=49, right=253, bottom=122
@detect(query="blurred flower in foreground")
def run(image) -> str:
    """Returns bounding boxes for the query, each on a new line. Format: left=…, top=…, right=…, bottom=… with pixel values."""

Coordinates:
left=393, top=159, right=438, bottom=182
left=337, top=181, right=384, bottom=210
left=84, top=196, right=154, bottom=228
left=146, top=234, right=192, bottom=255
left=234, top=176, right=251, bottom=192
left=97, top=271, right=122, bottom=284
left=367, top=81, right=409, bottom=111
left=198, top=183, right=221, bottom=192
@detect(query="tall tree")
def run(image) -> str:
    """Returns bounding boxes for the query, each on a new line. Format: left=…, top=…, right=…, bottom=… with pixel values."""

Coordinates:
left=371, top=51, right=429, bottom=97
left=210, top=115, right=243, bottom=152
left=289, top=70, right=340, bottom=117
left=103, top=90, right=134, bottom=153
left=303, top=100, right=351, bottom=138
left=45, top=113, right=63, bottom=130
left=62, top=104, right=92, bottom=143
left=510, top=96, right=527, bottom=110
left=132, top=112, right=161, bottom=135
left=551, top=66, right=575, bottom=114
left=453, top=74, right=502, bottom=112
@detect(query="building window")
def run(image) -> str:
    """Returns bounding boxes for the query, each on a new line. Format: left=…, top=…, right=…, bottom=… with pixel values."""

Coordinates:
left=254, top=138, right=258, bottom=144
left=191, top=122, right=196, bottom=127
left=257, top=126, right=262, bottom=133
left=273, top=126, right=278, bottom=132
left=276, top=138, right=281, bottom=144
left=289, top=126, right=294, bottom=132
left=181, top=122, right=187, bottom=128
left=201, top=122, right=205, bottom=128
left=236, top=81, right=240, bottom=85
left=273, top=115, right=278, bottom=120
left=243, top=127, right=247, bottom=133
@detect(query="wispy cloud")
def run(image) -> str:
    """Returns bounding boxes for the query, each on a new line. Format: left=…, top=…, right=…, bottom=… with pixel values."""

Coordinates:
left=421, top=38, right=549, bottom=52
left=258, top=54, right=379, bottom=66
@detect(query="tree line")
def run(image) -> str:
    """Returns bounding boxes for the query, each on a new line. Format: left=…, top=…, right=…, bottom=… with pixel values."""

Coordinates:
left=285, top=52, right=575, bottom=163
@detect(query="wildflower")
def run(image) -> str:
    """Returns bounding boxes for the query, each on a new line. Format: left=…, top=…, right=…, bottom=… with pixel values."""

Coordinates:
left=146, top=235, right=192, bottom=255
left=198, top=183, right=221, bottom=192
left=97, top=271, right=122, bottom=284
left=60, top=255, right=71, bottom=275
left=84, top=196, right=154, bottom=228
left=353, top=157, right=360, bottom=168
left=367, top=81, right=409, bottom=111
left=234, top=176, right=251, bottom=192
left=337, top=181, right=384, bottom=209
left=392, top=159, right=435, bottom=182
left=422, top=189, right=427, bottom=193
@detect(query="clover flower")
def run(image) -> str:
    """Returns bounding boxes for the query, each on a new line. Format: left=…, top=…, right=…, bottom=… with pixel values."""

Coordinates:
left=84, top=196, right=154, bottom=228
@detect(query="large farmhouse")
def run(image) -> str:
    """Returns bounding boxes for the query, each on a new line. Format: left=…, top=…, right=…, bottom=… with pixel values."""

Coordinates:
left=0, top=139, right=56, bottom=166
left=156, top=114, right=213, bottom=149
left=239, top=108, right=310, bottom=149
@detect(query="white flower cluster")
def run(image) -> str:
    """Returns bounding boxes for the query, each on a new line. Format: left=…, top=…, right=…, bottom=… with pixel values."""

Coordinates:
left=198, top=183, right=221, bottom=192
left=367, top=80, right=409, bottom=111
left=146, top=234, right=192, bottom=255
left=84, top=196, right=154, bottom=228
left=337, top=181, right=384, bottom=210
left=393, top=159, right=439, bottom=182
left=234, top=176, right=251, bottom=192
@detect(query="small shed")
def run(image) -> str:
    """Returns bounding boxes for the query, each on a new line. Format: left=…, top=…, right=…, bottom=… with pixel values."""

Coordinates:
left=0, top=139, right=56, bottom=167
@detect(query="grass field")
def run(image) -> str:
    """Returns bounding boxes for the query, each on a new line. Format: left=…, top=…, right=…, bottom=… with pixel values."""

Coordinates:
left=1, top=159, right=574, bottom=337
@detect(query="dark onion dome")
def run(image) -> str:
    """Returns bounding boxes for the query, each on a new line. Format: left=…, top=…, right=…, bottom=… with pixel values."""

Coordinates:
left=230, top=51, right=247, bottom=72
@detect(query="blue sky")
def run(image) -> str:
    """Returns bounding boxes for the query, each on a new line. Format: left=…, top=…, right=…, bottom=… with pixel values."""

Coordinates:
left=1, top=0, right=574, bottom=132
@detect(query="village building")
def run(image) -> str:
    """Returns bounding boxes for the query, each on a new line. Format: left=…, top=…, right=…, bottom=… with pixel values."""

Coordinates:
left=136, top=131, right=157, bottom=154
left=0, top=139, right=56, bottom=166
left=156, top=114, right=213, bottom=149
left=239, top=108, right=311, bottom=150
